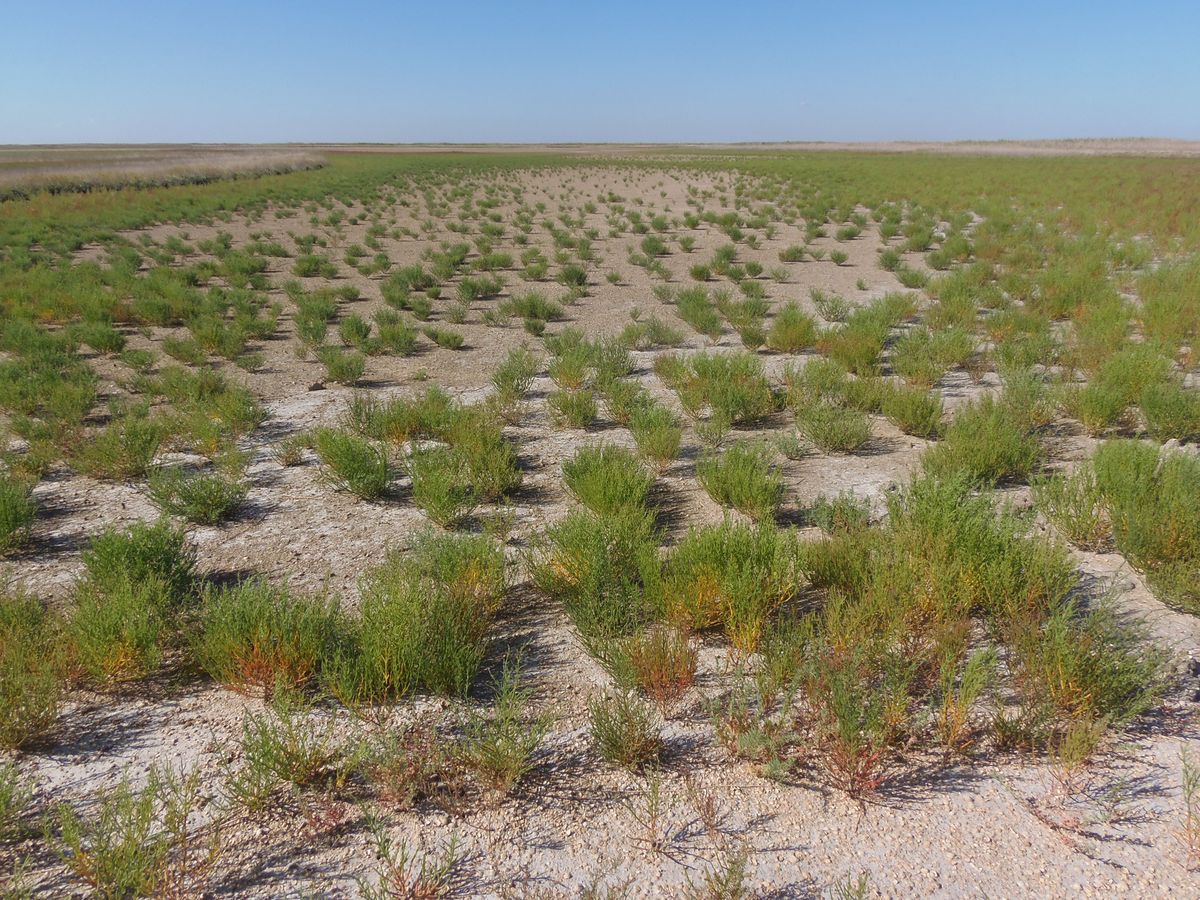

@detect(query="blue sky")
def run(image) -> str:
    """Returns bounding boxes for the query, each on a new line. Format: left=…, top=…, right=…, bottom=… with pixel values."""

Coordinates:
left=3, top=1, right=1198, bottom=143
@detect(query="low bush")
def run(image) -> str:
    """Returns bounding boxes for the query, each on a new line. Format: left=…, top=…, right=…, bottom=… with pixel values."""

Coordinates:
left=547, top=389, right=597, bottom=429
left=0, top=591, right=63, bottom=749
left=327, top=531, right=505, bottom=702
left=192, top=580, right=342, bottom=698
left=314, top=428, right=390, bottom=500
left=795, top=401, right=871, bottom=454
left=318, top=347, right=366, bottom=386
left=562, top=444, right=655, bottom=517
left=696, top=442, right=783, bottom=521
left=0, top=474, right=35, bottom=554
left=589, top=690, right=663, bottom=769
left=67, top=575, right=172, bottom=686
left=1140, top=380, right=1200, bottom=442
left=766, top=302, right=819, bottom=353
left=655, top=521, right=802, bottom=652
left=407, top=446, right=477, bottom=528
left=457, top=659, right=551, bottom=797
left=148, top=466, right=247, bottom=525
left=1032, top=463, right=1110, bottom=550
left=877, top=382, right=944, bottom=439
left=922, top=394, right=1040, bottom=485
left=629, top=403, right=682, bottom=469
left=1093, top=440, right=1200, bottom=612
left=82, top=518, right=195, bottom=605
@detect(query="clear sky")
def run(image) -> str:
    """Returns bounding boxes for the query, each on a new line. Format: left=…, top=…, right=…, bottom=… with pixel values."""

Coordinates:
left=3, top=0, right=1198, bottom=144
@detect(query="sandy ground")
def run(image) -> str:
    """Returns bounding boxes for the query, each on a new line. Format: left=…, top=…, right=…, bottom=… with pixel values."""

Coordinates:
left=3, top=165, right=1199, bottom=898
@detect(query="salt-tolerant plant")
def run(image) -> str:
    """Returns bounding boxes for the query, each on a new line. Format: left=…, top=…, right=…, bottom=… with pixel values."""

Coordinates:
left=147, top=465, right=247, bottom=525
left=81, top=518, right=195, bottom=605
left=548, top=388, right=597, bottom=429
left=1032, top=463, right=1110, bottom=550
left=456, top=657, right=551, bottom=798
left=795, top=401, right=871, bottom=454
left=589, top=690, right=664, bottom=769
left=562, top=444, right=655, bottom=517
left=0, top=474, right=35, bottom=554
left=407, top=445, right=477, bottom=528
left=629, top=402, right=683, bottom=469
left=696, top=441, right=783, bottom=521
left=767, top=301, right=818, bottom=353
left=0, top=591, right=64, bottom=749
left=314, top=427, right=389, bottom=500
left=192, top=580, right=342, bottom=698
left=922, top=394, right=1040, bottom=485
left=327, top=530, right=505, bottom=702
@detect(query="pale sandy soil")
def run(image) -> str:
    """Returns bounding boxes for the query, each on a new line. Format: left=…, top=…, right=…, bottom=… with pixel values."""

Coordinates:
left=2, top=165, right=1199, bottom=898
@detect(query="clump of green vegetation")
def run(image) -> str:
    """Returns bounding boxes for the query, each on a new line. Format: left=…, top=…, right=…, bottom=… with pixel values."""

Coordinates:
left=457, top=658, right=551, bottom=797
left=589, top=690, right=663, bottom=769
left=73, top=410, right=165, bottom=481
left=0, top=474, right=35, bottom=554
left=1093, top=440, right=1200, bottom=612
left=406, top=446, right=477, bottom=528
left=318, top=346, right=367, bottom=385
left=922, top=393, right=1041, bottom=485
left=192, top=580, right=342, bottom=698
left=766, top=301, right=818, bottom=353
left=661, top=351, right=776, bottom=427
left=0, top=591, right=64, bottom=749
left=328, top=530, right=505, bottom=702
left=562, top=444, right=655, bottom=517
left=629, top=402, right=682, bottom=470
left=314, top=427, right=389, bottom=500
left=793, top=387, right=872, bottom=453
left=696, top=442, right=782, bottom=521
left=548, top=388, right=597, bottom=429
left=656, top=521, right=802, bottom=652
left=148, top=465, right=247, bottom=525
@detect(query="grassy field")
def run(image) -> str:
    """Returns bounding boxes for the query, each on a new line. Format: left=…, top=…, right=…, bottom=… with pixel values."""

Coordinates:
left=1, top=146, right=1199, bottom=896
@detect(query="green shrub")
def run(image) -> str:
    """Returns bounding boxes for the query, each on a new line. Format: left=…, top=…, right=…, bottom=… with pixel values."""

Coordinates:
left=1140, top=380, right=1200, bottom=442
left=82, top=519, right=195, bottom=605
left=629, top=403, right=682, bottom=470
left=1093, top=440, right=1200, bottom=611
left=0, top=761, right=32, bottom=842
left=766, top=302, right=818, bottom=353
left=562, top=444, right=655, bottom=517
left=0, top=592, right=63, bottom=749
left=877, top=383, right=944, bottom=439
left=68, top=575, right=171, bottom=686
left=148, top=466, right=247, bottom=525
left=922, top=394, right=1040, bottom=484
left=327, top=532, right=505, bottom=701
left=318, top=347, right=366, bottom=386
left=491, top=346, right=540, bottom=415
left=588, top=691, right=663, bottom=769
left=457, top=658, right=551, bottom=796
left=73, top=412, right=164, bottom=480
left=52, top=773, right=174, bottom=898
left=192, top=580, right=342, bottom=698
left=0, top=474, right=35, bottom=554
left=795, top=401, right=871, bottom=454
left=675, top=287, right=723, bottom=340
left=548, top=389, right=597, bottom=429
left=407, top=446, right=477, bottom=528
left=529, top=507, right=660, bottom=643
left=656, top=521, right=802, bottom=651
left=314, top=428, right=389, bottom=500
left=696, top=442, right=782, bottom=521
left=678, top=352, right=776, bottom=426
left=1032, top=463, right=1109, bottom=550
left=423, top=326, right=465, bottom=350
